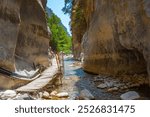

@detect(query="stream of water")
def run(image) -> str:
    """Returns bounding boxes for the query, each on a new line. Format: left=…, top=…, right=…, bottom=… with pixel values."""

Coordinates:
left=56, top=57, right=150, bottom=100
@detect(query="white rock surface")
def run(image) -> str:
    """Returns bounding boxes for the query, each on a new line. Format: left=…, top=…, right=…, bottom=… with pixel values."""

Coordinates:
left=50, top=91, right=58, bottom=96
left=56, top=92, right=69, bottom=98
left=42, top=91, right=50, bottom=98
left=80, top=89, right=94, bottom=100
left=120, top=91, right=140, bottom=100
left=97, top=83, right=107, bottom=89
left=0, top=90, right=17, bottom=99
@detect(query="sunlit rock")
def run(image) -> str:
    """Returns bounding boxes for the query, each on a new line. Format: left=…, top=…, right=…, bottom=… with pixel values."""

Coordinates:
left=72, top=0, right=150, bottom=85
left=56, top=92, right=69, bottom=98
left=50, top=90, right=58, bottom=96
left=42, top=91, right=50, bottom=99
left=0, top=0, right=49, bottom=72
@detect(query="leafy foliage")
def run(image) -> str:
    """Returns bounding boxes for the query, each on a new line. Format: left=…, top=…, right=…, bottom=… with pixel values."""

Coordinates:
left=47, top=14, right=72, bottom=54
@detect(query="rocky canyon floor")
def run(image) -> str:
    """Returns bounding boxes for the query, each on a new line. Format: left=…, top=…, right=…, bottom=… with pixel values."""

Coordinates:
left=0, top=56, right=149, bottom=100
left=54, top=56, right=150, bottom=100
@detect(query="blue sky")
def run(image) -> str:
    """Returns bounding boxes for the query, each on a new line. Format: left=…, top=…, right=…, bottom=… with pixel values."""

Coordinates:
left=47, top=0, right=71, bottom=35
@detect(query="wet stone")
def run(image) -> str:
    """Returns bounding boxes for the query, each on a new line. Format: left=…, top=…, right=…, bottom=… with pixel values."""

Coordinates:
left=80, top=89, right=94, bottom=100
left=69, top=92, right=80, bottom=100
left=105, top=81, right=114, bottom=87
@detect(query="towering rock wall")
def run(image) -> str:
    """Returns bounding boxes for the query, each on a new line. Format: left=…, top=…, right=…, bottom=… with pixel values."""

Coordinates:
left=71, top=0, right=87, bottom=59
left=0, top=0, right=49, bottom=71
left=72, top=0, right=150, bottom=84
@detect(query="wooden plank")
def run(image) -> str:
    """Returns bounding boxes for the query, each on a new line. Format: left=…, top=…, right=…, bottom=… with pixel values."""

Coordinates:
left=16, top=58, right=58, bottom=92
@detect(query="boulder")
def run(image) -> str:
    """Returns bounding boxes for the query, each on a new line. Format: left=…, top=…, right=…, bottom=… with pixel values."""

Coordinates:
left=120, top=91, right=140, bottom=100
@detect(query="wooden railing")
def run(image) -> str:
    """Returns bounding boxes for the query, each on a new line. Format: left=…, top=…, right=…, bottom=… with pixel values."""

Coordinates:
left=55, top=52, right=64, bottom=85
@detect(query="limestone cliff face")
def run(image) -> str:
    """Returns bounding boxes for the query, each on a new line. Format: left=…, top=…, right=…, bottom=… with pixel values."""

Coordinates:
left=0, top=0, right=49, bottom=71
left=71, top=0, right=87, bottom=59
left=72, top=0, right=150, bottom=84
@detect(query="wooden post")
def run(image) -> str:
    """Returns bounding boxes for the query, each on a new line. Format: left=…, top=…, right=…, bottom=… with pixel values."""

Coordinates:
left=55, top=52, right=64, bottom=85
left=60, top=52, right=64, bottom=76
left=55, top=53, right=60, bottom=70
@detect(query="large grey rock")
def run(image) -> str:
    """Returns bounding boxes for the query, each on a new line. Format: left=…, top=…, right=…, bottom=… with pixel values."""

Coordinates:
left=80, top=89, right=94, bottom=100
left=120, top=91, right=140, bottom=100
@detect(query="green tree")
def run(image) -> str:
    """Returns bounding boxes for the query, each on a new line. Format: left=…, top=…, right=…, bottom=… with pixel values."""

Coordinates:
left=47, top=14, right=72, bottom=54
